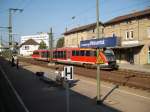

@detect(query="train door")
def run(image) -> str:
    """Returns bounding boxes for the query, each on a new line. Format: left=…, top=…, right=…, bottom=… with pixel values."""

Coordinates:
left=67, top=49, right=71, bottom=61
left=148, top=46, right=150, bottom=64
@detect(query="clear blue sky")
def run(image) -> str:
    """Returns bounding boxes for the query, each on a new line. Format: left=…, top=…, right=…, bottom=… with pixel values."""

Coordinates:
left=0, top=0, right=150, bottom=44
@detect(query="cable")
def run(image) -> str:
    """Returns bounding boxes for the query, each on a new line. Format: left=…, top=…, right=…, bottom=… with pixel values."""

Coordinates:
left=102, top=0, right=150, bottom=20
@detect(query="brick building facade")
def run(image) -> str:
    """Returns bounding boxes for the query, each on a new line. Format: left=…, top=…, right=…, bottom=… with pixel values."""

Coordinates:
left=64, top=8, right=150, bottom=65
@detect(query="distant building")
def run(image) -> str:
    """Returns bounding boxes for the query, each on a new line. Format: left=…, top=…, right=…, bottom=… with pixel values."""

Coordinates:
left=0, top=44, right=3, bottom=52
left=20, top=39, right=39, bottom=56
left=20, top=33, right=49, bottom=56
left=21, top=33, right=49, bottom=48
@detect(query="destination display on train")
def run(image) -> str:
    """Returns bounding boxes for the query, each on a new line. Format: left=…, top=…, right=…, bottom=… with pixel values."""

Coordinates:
left=80, top=36, right=118, bottom=48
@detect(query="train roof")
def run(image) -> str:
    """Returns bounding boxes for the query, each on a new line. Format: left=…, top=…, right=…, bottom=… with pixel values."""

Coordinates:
left=33, top=49, right=50, bottom=52
left=53, top=48, right=96, bottom=51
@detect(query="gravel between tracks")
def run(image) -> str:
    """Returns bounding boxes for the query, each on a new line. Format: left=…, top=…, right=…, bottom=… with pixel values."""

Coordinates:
left=19, top=57, right=150, bottom=90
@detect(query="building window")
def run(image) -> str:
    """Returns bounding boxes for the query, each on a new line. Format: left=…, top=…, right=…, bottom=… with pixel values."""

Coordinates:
left=125, top=31, right=129, bottom=39
left=24, top=46, right=29, bottom=50
left=130, top=30, right=134, bottom=39
left=111, top=25, right=115, bottom=28
left=93, top=29, right=95, bottom=33
left=125, top=30, right=134, bottom=40
left=147, top=27, right=150, bottom=38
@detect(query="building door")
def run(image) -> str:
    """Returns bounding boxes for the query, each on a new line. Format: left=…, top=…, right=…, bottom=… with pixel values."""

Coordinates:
left=148, top=47, right=150, bottom=64
left=127, top=48, right=134, bottom=64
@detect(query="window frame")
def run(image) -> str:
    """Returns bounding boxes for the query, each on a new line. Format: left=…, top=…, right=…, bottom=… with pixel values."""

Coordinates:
left=130, top=30, right=134, bottom=39
left=125, top=31, right=130, bottom=40
left=147, top=27, right=150, bottom=38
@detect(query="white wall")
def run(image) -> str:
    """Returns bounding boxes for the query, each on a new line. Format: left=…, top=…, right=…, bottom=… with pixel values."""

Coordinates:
left=21, top=33, right=49, bottom=48
left=20, top=45, right=39, bottom=56
left=0, top=44, right=3, bottom=52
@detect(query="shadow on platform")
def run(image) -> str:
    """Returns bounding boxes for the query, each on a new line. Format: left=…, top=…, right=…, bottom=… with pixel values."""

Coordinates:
left=0, top=57, right=121, bottom=112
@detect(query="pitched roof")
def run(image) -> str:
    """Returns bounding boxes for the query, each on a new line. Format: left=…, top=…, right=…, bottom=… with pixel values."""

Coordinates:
left=105, top=8, right=150, bottom=25
left=21, top=39, right=39, bottom=46
left=64, top=22, right=103, bottom=35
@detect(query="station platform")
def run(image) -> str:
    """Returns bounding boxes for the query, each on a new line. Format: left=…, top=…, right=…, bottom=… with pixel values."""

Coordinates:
left=118, top=63, right=150, bottom=73
left=0, top=58, right=120, bottom=112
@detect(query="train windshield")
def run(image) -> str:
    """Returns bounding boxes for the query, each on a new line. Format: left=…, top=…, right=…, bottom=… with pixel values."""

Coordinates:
left=104, top=49, right=114, bottom=56
left=104, top=49, right=116, bottom=61
left=33, top=51, right=39, bottom=55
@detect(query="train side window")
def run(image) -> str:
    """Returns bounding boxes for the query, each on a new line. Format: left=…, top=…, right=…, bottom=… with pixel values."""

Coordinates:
left=56, top=51, right=58, bottom=58
left=54, top=51, right=57, bottom=58
left=57, top=51, right=60, bottom=58
left=80, top=50, right=85, bottom=56
left=59, top=51, right=61, bottom=58
left=85, top=50, right=90, bottom=56
left=62, top=51, right=65, bottom=58
left=67, top=51, right=70, bottom=59
left=76, top=51, right=79, bottom=56
left=90, top=51, right=94, bottom=56
left=43, top=52, right=47, bottom=58
left=41, top=52, right=44, bottom=57
left=64, top=51, right=66, bottom=58
left=53, top=51, right=55, bottom=58
left=33, top=51, right=39, bottom=55
left=72, top=50, right=75, bottom=56
left=60, top=51, right=63, bottom=58
left=60, top=51, right=62, bottom=58
left=94, top=51, right=97, bottom=56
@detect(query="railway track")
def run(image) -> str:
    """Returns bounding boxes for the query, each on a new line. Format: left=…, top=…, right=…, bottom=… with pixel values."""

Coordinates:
left=19, top=57, right=150, bottom=90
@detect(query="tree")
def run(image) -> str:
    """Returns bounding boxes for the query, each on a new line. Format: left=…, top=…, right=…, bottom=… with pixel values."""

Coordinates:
left=38, top=40, right=47, bottom=49
left=56, top=37, right=64, bottom=48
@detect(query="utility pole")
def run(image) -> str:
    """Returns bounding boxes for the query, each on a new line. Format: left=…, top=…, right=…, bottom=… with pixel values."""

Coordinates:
left=0, top=33, right=2, bottom=46
left=9, top=9, right=12, bottom=48
left=49, top=27, right=53, bottom=62
left=8, top=8, right=23, bottom=49
left=0, top=33, right=2, bottom=52
left=96, top=0, right=101, bottom=104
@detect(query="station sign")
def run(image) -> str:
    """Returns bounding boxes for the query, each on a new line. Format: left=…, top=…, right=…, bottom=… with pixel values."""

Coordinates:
left=80, top=36, right=119, bottom=48
left=64, top=66, right=73, bottom=80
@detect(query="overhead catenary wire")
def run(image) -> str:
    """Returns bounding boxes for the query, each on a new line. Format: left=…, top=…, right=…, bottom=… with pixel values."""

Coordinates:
left=65, top=0, right=150, bottom=29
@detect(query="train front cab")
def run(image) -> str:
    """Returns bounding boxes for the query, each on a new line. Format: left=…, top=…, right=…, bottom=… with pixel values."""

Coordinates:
left=103, top=48, right=119, bottom=70
left=32, top=50, right=40, bottom=59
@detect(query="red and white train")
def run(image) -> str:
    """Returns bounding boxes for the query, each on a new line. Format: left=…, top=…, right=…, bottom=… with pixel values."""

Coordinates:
left=32, top=48, right=119, bottom=70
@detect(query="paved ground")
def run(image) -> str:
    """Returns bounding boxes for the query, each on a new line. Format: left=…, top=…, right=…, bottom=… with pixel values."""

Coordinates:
left=0, top=58, right=120, bottom=112
left=0, top=58, right=150, bottom=112
left=119, top=63, right=150, bottom=73
left=21, top=61, right=150, bottom=112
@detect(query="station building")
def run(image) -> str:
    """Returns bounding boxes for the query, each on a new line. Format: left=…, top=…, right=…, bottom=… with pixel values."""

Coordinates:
left=64, top=8, right=150, bottom=65
left=64, top=22, right=104, bottom=48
